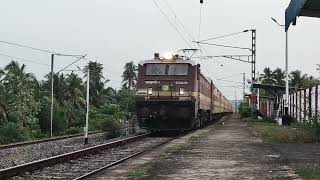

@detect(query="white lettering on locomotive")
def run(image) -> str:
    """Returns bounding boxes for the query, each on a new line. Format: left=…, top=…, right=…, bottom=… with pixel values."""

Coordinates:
left=179, top=97, right=191, bottom=101
left=175, top=81, right=188, bottom=85
left=145, top=80, right=160, bottom=84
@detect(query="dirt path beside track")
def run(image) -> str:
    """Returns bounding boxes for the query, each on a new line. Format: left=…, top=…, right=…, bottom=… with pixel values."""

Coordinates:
left=89, top=115, right=301, bottom=179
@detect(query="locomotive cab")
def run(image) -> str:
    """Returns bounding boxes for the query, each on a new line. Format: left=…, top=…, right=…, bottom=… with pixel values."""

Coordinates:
left=135, top=53, right=233, bottom=132
left=136, top=54, right=198, bottom=131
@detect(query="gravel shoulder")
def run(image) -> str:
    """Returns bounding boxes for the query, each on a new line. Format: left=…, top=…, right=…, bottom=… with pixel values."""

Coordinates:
left=0, top=132, right=142, bottom=169
left=89, top=115, right=301, bottom=179
left=13, top=137, right=170, bottom=180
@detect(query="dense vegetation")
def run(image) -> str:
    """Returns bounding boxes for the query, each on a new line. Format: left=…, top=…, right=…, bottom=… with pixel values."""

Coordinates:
left=247, top=118, right=319, bottom=143
left=0, top=61, right=138, bottom=144
left=241, top=66, right=320, bottom=143
left=295, top=164, right=320, bottom=180
left=260, top=67, right=319, bottom=90
left=238, top=102, right=251, bottom=118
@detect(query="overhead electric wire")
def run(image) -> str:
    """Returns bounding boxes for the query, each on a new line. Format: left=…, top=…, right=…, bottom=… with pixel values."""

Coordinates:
left=216, top=79, right=243, bottom=84
left=0, top=53, right=50, bottom=66
left=0, top=40, right=83, bottom=57
left=194, top=41, right=252, bottom=51
left=159, top=0, right=212, bottom=62
left=152, top=0, right=193, bottom=49
left=163, top=0, right=197, bottom=49
left=57, top=55, right=87, bottom=74
left=198, top=30, right=249, bottom=42
left=152, top=0, right=223, bottom=86
left=216, top=73, right=243, bottom=80
left=198, top=3, right=203, bottom=42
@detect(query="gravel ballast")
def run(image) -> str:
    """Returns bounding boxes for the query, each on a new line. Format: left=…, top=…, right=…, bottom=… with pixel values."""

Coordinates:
left=0, top=132, right=142, bottom=170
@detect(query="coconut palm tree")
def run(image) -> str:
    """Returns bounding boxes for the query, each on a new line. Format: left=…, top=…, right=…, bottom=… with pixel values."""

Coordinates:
left=0, top=69, right=4, bottom=80
left=260, top=67, right=275, bottom=85
left=63, top=73, right=86, bottom=125
left=290, top=70, right=303, bottom=89
left=83, top=61, right=105, bottom=107
left=301, top=74, right=319, bottom=88
left=2, top=61, right=40, bottom=127
left=273, top=68, right=285, bottom=86
left=0, top=82, right=8, bottom=123
left=122, top=61, right=137, bottom=90
left=65, top=73, right=85, bottom=108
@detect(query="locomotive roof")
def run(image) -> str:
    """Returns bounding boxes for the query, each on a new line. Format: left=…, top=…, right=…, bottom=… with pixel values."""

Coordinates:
left=139, top=59, right=198, bottom=66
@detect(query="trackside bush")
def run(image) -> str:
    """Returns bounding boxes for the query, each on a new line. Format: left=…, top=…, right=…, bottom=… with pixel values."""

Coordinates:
left=0, top=122, right=29, bottom=144
left=65, top=127, right=82, bottom=135
left=301, top=116, right=320, bottom=141
left=238, top=102, right=251, bottom=118
left=249, top=120, right=318, bottom=143
left=100, top=118, right=123, bottom=139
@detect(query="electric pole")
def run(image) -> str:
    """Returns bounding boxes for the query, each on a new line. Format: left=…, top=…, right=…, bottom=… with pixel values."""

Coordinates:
left=50, top=54, right=54, bottom=138
left=85, top=67, right=90, bottom=145
left=243, top=73, right=246, bottom=99
left=251, top=29, right=256, bottom=88
left=234, top=90, right=237, bottom=113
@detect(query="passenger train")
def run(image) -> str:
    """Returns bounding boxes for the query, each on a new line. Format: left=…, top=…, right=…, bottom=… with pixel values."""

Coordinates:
left=135, top=53, right=233, bottom=131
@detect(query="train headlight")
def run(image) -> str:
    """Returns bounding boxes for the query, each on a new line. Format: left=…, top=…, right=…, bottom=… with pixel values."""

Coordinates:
left=161, top=85, right=169, bottom=91
left=163, top=52, right=173, bottom=60
left=179, top=88, right=184, bottom=95
left=147, top=87, right=153, bottom=95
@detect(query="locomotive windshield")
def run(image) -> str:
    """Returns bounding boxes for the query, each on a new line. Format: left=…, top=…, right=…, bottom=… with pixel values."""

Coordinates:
left=146, top=64, right=166, bottom=75
left=168, top=64, right=188, bottom=75
left=145, top=63, right=189, bottom=76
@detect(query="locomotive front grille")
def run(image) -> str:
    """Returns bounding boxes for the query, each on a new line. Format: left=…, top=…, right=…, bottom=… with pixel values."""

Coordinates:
left=136, top=100, right=196, bottom=131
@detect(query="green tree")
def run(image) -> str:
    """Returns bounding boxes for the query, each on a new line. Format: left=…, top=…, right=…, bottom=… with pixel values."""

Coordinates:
left=42, top=73, right=69, bottom=106
left=0, top=82, right=8, bottom=123
left=101, top=86, right=117, bottom=104
left=290, top=70, right=319, bottom=89
left=261, top=67, right=275, bottom=85
left=2, top=61, right=41, bottom=128
left=0, top=69, right=7, bottom=122
left=122, top=61, right=137, bottom=90
left=84, top=62, right=106, bottom=107
left=65, top=73, right=86, bottom=126
left=37, top=97, right=68, bottom=134
left=301, top=75, right=319, bottom=88
left=65, top=73, right=85, bottom=108
left=290, top=70, right=304, bottom=89
left=116, top=89, right=136, bottom=115
left=273, top=68, right=285, bottom=86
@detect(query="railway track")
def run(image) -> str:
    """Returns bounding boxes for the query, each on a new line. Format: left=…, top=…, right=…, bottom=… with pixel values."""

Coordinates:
left=0, top=133, right=172, bottom=180
left=0, top=131, right=102, bottom=150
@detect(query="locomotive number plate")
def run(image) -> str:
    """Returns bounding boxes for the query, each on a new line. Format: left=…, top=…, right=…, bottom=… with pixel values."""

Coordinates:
left=179, top=97, right=191, bottom=101
left=175, top=81, right=188, bottom=85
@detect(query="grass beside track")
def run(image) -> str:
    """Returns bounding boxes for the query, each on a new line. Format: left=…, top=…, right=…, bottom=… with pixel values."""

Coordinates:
left=294, top=164, right=320, bottom=180
left=247, top=118, right=318, bottom=143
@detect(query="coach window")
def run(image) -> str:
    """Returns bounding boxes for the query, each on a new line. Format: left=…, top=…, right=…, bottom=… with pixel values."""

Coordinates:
left=168, top=64, right=188, bottom=75
left=146, top=64, right=166, bottom=75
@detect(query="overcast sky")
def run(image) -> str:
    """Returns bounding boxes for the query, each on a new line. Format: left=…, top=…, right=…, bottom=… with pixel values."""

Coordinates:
left=1, top=0, right=320, bottom=100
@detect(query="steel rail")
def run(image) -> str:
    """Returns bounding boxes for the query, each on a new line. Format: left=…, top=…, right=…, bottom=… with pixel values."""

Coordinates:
left=74, top=138, right=173, bottom=180
left=0, top=133, right=149, bottom=179
left=0, top=131, right=102, bottom=150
